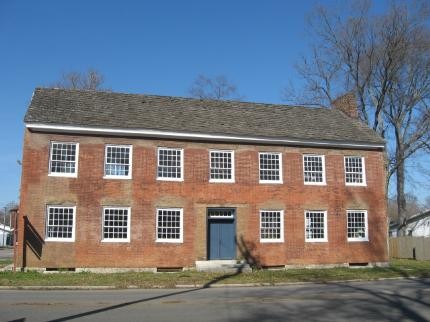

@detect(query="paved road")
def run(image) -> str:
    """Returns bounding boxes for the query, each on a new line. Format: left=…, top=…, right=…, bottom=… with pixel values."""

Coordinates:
left=0, top=278, right=429, bottom=322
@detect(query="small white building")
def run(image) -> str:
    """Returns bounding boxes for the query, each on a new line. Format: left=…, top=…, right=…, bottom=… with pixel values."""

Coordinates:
left=0, top=225, right=13, bottom=247
left=390, top=210, right=430, bottom=237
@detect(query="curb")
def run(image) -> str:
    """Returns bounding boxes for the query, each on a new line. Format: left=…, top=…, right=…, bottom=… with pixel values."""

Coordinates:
left=0, top=276, right=422, bottom=290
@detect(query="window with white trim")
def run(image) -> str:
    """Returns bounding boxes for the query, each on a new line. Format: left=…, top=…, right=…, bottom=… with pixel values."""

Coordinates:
left=347, top=210, right=368, bottom=241
left=49, top=142, right=79, bottom=177
left=303, top=155, right=326, bottom=184
left=259, top=152, right=282, bottom=183
left=210, top=150, right=234, bottom=182
left=102, top=207, right=130, bottom=242
left=305, top=211, right=327, bottom=242
left=260, top=210, right=284, bottom=242
left=156, top=208, right=183, bottom=242
left=104, top=145, right=132, bottom=178
left=157, top=148, right=183, bottom=181
left=45, top=206, right=76, bottom=241
left=344, top=156, right=366, bottom=186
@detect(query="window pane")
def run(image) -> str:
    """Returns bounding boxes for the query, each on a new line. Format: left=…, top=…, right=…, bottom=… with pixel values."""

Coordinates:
left=305, top=211, right=326, bottom=240
left=50, top=143, right=77, bottom=174
left=345, top=157, right=364, bottom=184
left=46, top=207, right=74, bottom=240
left=103, top=208, right=129, bottom=240
left=157, top=148, right=182, bottom=179
left=347, top=211, right=367, bottom=239
left=157, top=209, right=182, bottom=240
left=260, top=153, right=281, bottom=182
left=260, top=211, right=282, bottom=240
left=303, top=155, right=324, bottom=183
left=210, top=151, right=233, bottom=180
left=105, top=146, right=131, bottom=177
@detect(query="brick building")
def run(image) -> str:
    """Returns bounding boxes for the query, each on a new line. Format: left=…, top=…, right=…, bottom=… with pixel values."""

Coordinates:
left=16, top=88, right=388, bottom=271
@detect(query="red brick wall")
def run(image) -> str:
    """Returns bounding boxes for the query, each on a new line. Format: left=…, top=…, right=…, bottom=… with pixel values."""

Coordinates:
left=17, top=130, right=388, bottom=268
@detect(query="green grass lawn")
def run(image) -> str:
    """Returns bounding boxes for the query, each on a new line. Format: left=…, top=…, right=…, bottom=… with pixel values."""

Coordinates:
left=0, top=259, right=12, bottom=269
left=0, top=259, right=428, bottom=288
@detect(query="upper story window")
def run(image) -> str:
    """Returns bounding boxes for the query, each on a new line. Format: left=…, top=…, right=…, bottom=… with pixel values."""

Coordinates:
left=303, top=155, right=326, bottom=185
left=260, top=210, right=284, bottom=242
left=45, top=206, right=76, bottom=242
left=49, top=142, right=79, bottom=177
left=305, top=210, right=327, bottom=242
left=344, top=156, right=366, bottom=186
left=157, top=147, right=184, bottom=181
left=209, top=150, right=234, bottom=183
left=156, top=208, right=183, bottom=243
left=104, top=145, right=132, bottom=179
left=347, top=210, right=368, bottom=241
left=102, top=207, right=131, bottom=242
left=259, top=152, right=282, bottom=184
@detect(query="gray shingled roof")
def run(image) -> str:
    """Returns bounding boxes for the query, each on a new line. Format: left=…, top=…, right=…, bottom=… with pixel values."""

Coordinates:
left=25, top=88, right=384, bottom=146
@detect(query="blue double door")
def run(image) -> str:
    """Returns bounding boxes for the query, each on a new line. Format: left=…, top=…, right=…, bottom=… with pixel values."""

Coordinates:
left=207, top=208, right=236, bottom=260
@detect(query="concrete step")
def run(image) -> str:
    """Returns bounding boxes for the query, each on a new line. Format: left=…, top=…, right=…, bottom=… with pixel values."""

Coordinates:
left=195, top=260, right=252, bottom=273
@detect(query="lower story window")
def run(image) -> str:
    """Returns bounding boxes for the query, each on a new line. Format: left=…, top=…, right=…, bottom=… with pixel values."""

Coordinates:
left=102, top=207, right=130, bottom=242
left=156, top=208, right=183, bottom=243
left=305, top=211, right=327, bottom=242
left=45, top=206, right=76, bottom=241
left=260, top=210, right=284, bottom=242
left=347, top=210, right=368, bottom=241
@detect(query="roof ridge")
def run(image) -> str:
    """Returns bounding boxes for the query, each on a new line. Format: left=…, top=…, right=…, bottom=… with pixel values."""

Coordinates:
left=34, top=87, right=325, bottom=111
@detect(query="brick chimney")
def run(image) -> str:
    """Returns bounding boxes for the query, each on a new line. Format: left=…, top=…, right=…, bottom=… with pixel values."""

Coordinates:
left=331, top=92, right=358, bottom=118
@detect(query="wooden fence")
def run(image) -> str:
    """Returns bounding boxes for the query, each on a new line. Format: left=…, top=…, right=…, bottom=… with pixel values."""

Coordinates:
left=389, top=237, right=430, bottom=260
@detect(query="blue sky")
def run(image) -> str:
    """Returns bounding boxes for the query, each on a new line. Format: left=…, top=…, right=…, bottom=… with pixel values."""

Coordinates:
left=0, top=0, right=428, bottom=206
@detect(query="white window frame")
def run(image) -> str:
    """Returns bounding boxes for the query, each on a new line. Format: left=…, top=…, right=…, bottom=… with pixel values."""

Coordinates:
left=344, top=156, right=367, bottom=186
left=260, top=210, right=284, bottom=243
left=48, top=142, right=79, bottom=178
left=103, top=144, right=133, bottom=179
left=347, top=210, right=369, bottom=242
left=156, top=208, right=183, bottom=243
left=45, top=205, right=76, bottom=242
left=303, top=154, right=326, bottom=185
left=157, top=147, right=184, bottom=182
left=259, top=152, right=283, bottom=184
left=101, top=207, right=131, bottom=243
left=305, top=210, right=328, bottom=242
left=209, top=150, right=235, bottom=183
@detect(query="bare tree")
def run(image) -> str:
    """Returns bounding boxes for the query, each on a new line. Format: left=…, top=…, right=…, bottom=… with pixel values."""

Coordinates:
left=189, top=74, right=242, bottom=100
left=52, top=68, right=107, bottom=91
left=287, top=0, right=430, bottom=229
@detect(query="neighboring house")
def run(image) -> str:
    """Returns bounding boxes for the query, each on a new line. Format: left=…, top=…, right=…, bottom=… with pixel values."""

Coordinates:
left=16, top=88, right=388, bottom=271
left=0, top=225, right=13, bottom=247
left=389, top=210, right=430, bottom=237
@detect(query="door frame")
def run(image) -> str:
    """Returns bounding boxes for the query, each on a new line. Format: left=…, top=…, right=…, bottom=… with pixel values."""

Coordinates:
left=206, top=208, right=237, bottom=260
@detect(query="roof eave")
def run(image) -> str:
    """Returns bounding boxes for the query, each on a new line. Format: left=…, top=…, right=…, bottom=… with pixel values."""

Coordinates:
left=25, top=122, right=385, bottom=150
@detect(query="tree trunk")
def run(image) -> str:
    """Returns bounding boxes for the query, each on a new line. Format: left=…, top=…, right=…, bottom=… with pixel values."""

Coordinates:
left=395, top=127, right=407, bottom=235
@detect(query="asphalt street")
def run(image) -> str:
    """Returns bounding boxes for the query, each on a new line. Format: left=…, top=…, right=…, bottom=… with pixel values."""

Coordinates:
left=0, top=278, right=429, bottom=322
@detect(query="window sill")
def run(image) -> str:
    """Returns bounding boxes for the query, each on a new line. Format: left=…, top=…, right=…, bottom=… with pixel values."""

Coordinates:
left=345, top=183, right=367, bottom=187
left=305, top=239, right=328, bottom=243
left=103, top=176, right=132, bottom=180
left=101, top=239, right=130, bottom=243
left=348, top=238, right=369, bottom=242
left=260, top=239, right=284, bottom=243
left=157, top=177, right=184, bottom=182
left=259, top=180, right=283, bottom=184
left=48, top=173, right=77, bottom=178
left=209, top=179, right=235, bottom=183
left=304, top=182, right=326, bottom=186
left=45, top=238, right=75, bottom=242
left=156, top=239, right=183, bottom=243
